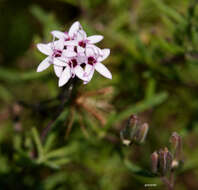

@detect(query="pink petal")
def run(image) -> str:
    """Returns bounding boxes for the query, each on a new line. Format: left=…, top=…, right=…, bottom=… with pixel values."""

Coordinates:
left=95, top=62, right=112, bottom=79
left=64, top=40, right=78, bottom=46
left=74, top=65, right=86, bottom=81
left=98, top=49, right=110, bottom=61
left=76, top=30, right=87, bottom=41
left=37, top=43, right=52, bottom=55
left=53, top=58, right=67, bottom=67
left=85, top=47, right=95, bottom=57
left=68, top=21, right=80, bottom=37
left=66, top=45, right=74, bottom=52
left=53, top=40, right=64, bottom=50
left=84, top=64, right=93, bottom=76
left=83, top=64, right=94, bottom=84
left=63, top=50, right=77, bottom=57
left=77, top=46, right=85, bottom=53
left=58, top=67, right=71, bottom=87
left=94, top=45, right=103, bottom=55
left=53, top=65, right=63, bottom=77
left=37, top=57, right=51, bottom=72
left=51, top=30, right=67, bottom=39
left=77, top=55, right=87, bottom=64
left=87, top=35, right=103, bottom=44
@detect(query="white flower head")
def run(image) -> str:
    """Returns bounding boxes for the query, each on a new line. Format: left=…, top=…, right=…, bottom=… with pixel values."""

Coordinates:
left=36, top=21, right=112, bottom=87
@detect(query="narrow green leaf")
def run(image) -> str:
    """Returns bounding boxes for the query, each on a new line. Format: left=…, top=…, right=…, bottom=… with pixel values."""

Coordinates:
left=44, top=133, right=57, bottom=153
left=31, top=127, right=43, bottom=159
left=0, top=85, right=13, bottom=102
left=145, top=79, right=156, bottom=100
left=0, top=67, right=49, bottom=82
left=57, top=0, right=78, bottom=6
left=50, top=108, right=69, bottom=132
left=151, top=0, right=186, bottom=23
left=49, top=158, right=70, bottom=166
left=124, top=160, right=155, bottom=177
left=44, top=143, right=77, bottom=160
left=113, top=92, right=168, bottom=124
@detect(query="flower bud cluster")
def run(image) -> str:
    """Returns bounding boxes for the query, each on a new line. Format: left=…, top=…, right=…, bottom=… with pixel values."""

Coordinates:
left=151, top=132, right=183, bottom=176
left=120, top=115, right=149, bottom=145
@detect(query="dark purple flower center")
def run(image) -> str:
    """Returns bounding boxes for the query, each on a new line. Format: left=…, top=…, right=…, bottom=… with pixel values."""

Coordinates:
left=65, top=37, right=70, bottom=41
left=78, top=41, right=86, bottom=48
left=74, top=46, right=77, bottom=53
left=88, top=56, right=96, bottom=65
left=81, top=63, right=86, bottom=68
left=69, top=59, right=77, bottom=67
left=54, top=50, right=62, bottom=57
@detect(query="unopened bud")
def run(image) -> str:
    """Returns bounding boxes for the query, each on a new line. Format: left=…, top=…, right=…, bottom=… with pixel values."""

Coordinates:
left=151, top=151, right=158, bottom=173
left=120, top=125, right=132, bottom=146
left=120, top=115, right=149, bottom=145
left=120, top=115, right=138, bottom=145
left=166, top=148, right=173, bottom=172
left=170, top=132, right=182, bottom=161
left=158, top=147, right=173, bottom=176
left=134, top=123, right=149, bottom=143
left=129, top=115, right=138, bottom=125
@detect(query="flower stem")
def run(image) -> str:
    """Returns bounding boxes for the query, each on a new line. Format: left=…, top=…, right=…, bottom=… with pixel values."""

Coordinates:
left=40, top=78, right=76, bottom=142
left=161, top=172, right=175, bottom=190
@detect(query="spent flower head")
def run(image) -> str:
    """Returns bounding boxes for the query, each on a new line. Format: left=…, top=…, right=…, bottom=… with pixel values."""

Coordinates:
left=36, top=21, right=112, bottom=86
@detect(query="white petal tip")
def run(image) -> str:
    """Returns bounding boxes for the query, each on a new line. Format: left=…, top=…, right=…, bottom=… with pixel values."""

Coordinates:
left=87, top=35, right=104, bottom=44
left=36, top=68, right=42, bottom=72
left=36, top=57, right=51, bottom=72
left=58, top=83, right=64, bottom=87
left=58, top=80, right=66, bottom=87
left=104, top=73, right=112, bottom=79
left=36, top=43, right=42, bottom=50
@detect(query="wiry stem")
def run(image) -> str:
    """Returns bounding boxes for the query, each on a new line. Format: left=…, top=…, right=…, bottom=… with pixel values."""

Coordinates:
left=41, top=78, right=76, bottom=142
left=161, top=172, right=175, bottom=190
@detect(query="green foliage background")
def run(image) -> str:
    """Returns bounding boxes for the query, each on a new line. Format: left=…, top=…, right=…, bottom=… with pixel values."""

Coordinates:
left=0, top=0, right=198, bottom=189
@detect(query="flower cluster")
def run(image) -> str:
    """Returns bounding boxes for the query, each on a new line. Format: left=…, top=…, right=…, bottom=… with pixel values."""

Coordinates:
left=36, top=21, right=112, bottom=87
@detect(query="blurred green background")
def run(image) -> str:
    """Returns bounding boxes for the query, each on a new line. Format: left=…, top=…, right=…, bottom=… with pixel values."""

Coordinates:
left=0, top=0, right=198, bottom=189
